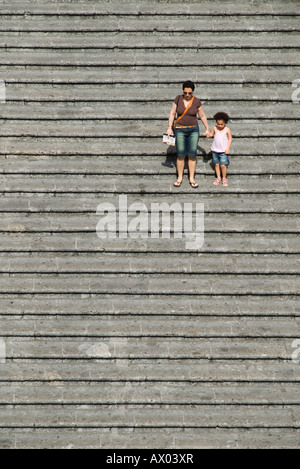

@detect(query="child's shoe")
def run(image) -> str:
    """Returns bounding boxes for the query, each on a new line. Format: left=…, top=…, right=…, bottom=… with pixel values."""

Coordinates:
left=213, top=177, right=221, bottom=185
left=222, top=178, right=228, bottom=187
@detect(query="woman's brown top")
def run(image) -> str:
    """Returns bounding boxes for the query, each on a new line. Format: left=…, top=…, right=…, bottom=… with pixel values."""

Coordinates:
left=174, top=95, right=202, bottom=127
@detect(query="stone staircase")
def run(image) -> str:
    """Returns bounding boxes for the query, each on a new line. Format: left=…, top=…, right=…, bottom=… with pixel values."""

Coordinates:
left=0, top=0, right=299, bottom=449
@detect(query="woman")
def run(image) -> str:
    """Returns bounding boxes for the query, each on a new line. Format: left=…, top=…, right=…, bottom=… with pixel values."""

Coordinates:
left=166, top=80, right=209, bottom=188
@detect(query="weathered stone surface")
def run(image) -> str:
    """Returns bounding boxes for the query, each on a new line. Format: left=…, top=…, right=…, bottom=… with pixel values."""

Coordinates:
left=0, top=0, right=299, bottom=449
left=1, top=253, right=299, bottom=274
left=1, top=121, right=299, bottom=137
left=2, top=84, right=299, bottom=102
left=1, top=33, right=299, bottom=50
left=0, top=156, right=299, bottom=179
left=1, top=103, right=300, bottom=122
left=0, top=16, right=299, bottom=33
left=0, top=137, right=298, bottom=156
left=0, top=175, right=299, bottom=193
left=1, top=359, right=299, bottom=381
left=0, top=68, right=299, bottom=84
left=0, top=295, right=297, bottom=316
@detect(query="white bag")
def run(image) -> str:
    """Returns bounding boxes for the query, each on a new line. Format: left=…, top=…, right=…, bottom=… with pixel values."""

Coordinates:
left=162, top=133, right=176, bottom=146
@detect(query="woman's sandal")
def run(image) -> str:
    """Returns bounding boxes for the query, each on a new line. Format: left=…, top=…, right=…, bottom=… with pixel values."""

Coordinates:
left=173, top=179, right=182, bottom=187
left=222, top=178, right=228, bottom=186
left=189, top=181, right=199, bottom=189
left=213, top=177, right=221, bottom=185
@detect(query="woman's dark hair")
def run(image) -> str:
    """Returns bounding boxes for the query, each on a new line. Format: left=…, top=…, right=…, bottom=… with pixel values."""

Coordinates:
left=182, top=80, right=195, bottom=91
left=213, top=111, right=230, bottom=123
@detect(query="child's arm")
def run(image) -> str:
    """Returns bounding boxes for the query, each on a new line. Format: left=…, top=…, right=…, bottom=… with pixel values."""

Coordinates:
left=206, top=126, right=216, bottom=138
left=198, top=105, right=210, bottom=136
left=225, top=127, right=232, bottom=153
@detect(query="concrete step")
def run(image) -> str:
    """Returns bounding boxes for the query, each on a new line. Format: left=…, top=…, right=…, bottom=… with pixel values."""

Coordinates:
left=1, top=1, right=299, bottom=15
left=0, top=156, right=299, bottom=176
left=0, top=274, right=298, bottom=295
left=1, top=103, right=299, bottom=119
left=0, top=336, right=297, bottom=359
left=2, top=84, right=297, bottom=102
left=0, top=194, right=299, bottom=214
left=1, top=212, right=299, bottom=232
left=0, top=315, right=298, bottom=337
left=1, top=32, right=299, bottom=49
left=1, top=233, right=298, bottom=253
left=0, top=121, right=298, bottom=138
left=0, top=137, right=298, bottom=155
left=0, top=67, right=298, bottom=84
left=0, top=405, right=299, bottom=428
left=0, top=381, right=299, bottom=407
left=1, top=253, right=299, bottom=274
left=1, top=427, right=299, bottom=449
left=0, top=360, right=299, bottom=381
left=0, top=295, right=297, bottom=316
left=1, top=427, right=298, bottom=449
left=0, top=50, right=298, bottom=66
left=0, top=175, right=298, bottom=193
left=0, top=16, right=298, bottom=33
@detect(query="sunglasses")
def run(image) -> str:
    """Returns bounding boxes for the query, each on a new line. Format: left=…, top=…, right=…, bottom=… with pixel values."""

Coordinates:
left=183, top=92, right=193, bottom=95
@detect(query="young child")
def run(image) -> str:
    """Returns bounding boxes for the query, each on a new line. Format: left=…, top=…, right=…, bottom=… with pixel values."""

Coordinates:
left=206, top=112, right=232, bottom=186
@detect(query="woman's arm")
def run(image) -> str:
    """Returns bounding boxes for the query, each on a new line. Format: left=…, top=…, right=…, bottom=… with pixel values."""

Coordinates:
left=198, top=106, right=210, bottom=136
left=166, top=102, right=177, bottom=136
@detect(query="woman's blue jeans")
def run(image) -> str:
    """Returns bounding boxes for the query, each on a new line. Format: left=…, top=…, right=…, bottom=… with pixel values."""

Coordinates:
left=174, top=125, right=199, bottom=158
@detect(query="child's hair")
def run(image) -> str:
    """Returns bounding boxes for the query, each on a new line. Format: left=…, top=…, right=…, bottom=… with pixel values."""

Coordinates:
left=213, top=112, right=230, bottom=123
